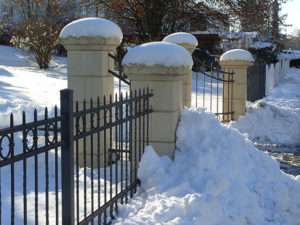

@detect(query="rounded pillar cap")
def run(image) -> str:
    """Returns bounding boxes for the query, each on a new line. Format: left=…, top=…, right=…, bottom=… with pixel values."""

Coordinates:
left=220, top=49, right=254, bottom=67
left=59, top=18, right=123, bottom=49
left=162, top=32, right=198, bottom=54
left=122, top=42, right=192, bottom=74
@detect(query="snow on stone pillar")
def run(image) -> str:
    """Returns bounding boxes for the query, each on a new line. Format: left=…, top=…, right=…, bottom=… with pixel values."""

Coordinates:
left=59, top=18, right=123, bottom=167
left=220, top=49, right=254, bottom=121
left=123, top=42, right=193, bottom=163
left=162, top=32, right=198, bottom=108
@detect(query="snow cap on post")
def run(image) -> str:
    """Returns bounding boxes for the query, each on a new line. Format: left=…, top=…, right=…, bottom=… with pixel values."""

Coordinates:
left=59, top=17, right=123, bottom=48
left=122, top=42, right=193, bottom=73
left=162, top=32, right=198, bottom=54
left=220, top=49, right=254, bottom=68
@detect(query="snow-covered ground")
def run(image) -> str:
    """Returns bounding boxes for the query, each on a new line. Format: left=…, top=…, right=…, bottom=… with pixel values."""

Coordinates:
left=1, top=45, right=300, bottom=224
left=229, top=68, right=300, bottom=147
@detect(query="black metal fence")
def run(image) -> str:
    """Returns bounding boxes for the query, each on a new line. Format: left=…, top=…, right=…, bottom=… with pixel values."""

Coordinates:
left=192, top=56, right=235, bottom=122
left=0, top=88, right=153, bottom=225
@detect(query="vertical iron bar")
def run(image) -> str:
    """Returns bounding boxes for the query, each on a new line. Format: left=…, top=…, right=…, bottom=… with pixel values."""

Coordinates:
left=109, top=95, right=114, bottom=219
left=138, top=89, right=142, bottom=162
left=120, top=93, right=124, bottom=205
left=10, top=114, right=15, bottom=225
left=60, top=89, right=74, bottom=225
left=125, top=92, right=128, bottom=204
left=103, top=96, right=107, bottom=224
left=75, top=102, right=79, bottom=225
left=97, top=97, right=101, bottom=225
left=231, top=71, right=234, bottom=121
left=90, top=99, right=94, bottom=225
left=44, top=108, right=49, bottom=225
left=223, top=71, right=225, bottom=122
left=83, top=99, right=87, bottom=220
left=142, top=89, right=145, bottom=153
left=129, top=90, right=133, bottom=198
left=227, top=72, right=230, bottom=122
left=114, top=93, right=118, bottom=213
left=146, top=88, right=149, bottom=145
left=34, top=110, right=38, bottom=225
left=22, top=112, right=27, bottom=225
left=54, top=106, right=59, bottom=225
left=134, top=90, right=137, bottom=185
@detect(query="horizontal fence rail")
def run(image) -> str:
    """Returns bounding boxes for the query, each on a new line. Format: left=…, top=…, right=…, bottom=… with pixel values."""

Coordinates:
left=192, top=56, right=235, bottom=122
left=0, top=88, right=153, bottom=225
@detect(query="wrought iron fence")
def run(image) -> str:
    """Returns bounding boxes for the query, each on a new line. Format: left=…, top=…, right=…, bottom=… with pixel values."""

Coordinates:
left=0, top=88, right=153, bottom=225
left=108, top=53, right=131, bottom=96
left=192, top=56, right=235, bottom=122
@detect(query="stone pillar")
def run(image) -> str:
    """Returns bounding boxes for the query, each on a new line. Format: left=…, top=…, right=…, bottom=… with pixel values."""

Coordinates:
left=162, top=32, right=198, bottom=108
left=123, top=42, right=193, bottom=160
left=59, top=18, right=123, bottom=167
left=220, top=49, right=253, bottom=121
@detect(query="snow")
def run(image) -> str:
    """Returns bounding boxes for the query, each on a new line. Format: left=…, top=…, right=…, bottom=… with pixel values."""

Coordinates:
left=220, top=49, right=254, bottom=62
left=230, top=68, right=300, bottom=146
left=122, top=42, right=193, bottom=68
left=0, top=45, right=67, bottom=127
left=279, top=50, right=300, bottom=60
left=113, top=109, right=300, bottom=225
left=250, top=42, right=274, bottom=50
left=162, top=32, right=198, bottom=46
left=59, top=17, right=123, bottom=41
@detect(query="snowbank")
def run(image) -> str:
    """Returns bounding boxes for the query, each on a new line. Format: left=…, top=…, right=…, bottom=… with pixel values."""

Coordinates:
left=220, top=49, right=254, bottom=62
left=122, top=42, right=193, bottom=67
left=113, top=108, right=300, bottom=225
left=59, top=17, right=123, bottom=40
left=162, top=32, right=198, bottom=46
left=230, top=68, right=300, bottom=146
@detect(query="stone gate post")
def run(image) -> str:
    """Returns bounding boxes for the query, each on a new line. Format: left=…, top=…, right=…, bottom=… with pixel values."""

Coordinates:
left=220, top=49, right=254, bottom=121
left=123, top=42, right=193, bottom=160
left=162, top=32, right=198, bottom=108
left=59, top=18, right=123, bottom=167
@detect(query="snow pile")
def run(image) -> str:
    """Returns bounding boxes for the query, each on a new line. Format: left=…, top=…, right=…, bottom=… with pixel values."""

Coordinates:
left=122, top=42, right=193, bottom=67
left=250, top=42, right=274, bottom=50
left=162, top=32, right=198, bottom=46
left=113, top=108, right=300, bottom=225
left=230, top=68, right=300, bottom=146
left=220, top=49, right=254, bottom=62
left=59, top=17, right=123, bottom=41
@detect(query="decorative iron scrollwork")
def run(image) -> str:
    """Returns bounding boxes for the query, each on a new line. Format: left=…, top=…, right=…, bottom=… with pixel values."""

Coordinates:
left=0, top=134, right=12, bottom=160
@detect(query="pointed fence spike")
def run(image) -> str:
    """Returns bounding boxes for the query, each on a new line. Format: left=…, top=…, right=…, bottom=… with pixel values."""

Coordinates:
left=23, top=111, right=26, bottom=123
left=34, top=109, right=37, bottom=121
left=10, top=113, right=14, bottom=127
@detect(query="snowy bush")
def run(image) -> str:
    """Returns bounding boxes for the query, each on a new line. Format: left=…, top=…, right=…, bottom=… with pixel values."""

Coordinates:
left=11, top=20, right=61, bottom=69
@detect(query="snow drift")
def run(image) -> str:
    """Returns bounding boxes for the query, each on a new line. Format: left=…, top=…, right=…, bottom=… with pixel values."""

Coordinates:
left=230, top=68, right=300, bottom=146
left=114, top=108, right=300, bottom=225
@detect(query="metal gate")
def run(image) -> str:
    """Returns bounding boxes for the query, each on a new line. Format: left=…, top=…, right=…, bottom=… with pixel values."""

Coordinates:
left=192, top=56, right=235, bottom=122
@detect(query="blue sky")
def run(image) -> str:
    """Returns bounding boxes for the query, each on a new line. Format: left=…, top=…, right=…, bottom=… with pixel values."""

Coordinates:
left=282, top=0, right=300, bottom=34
